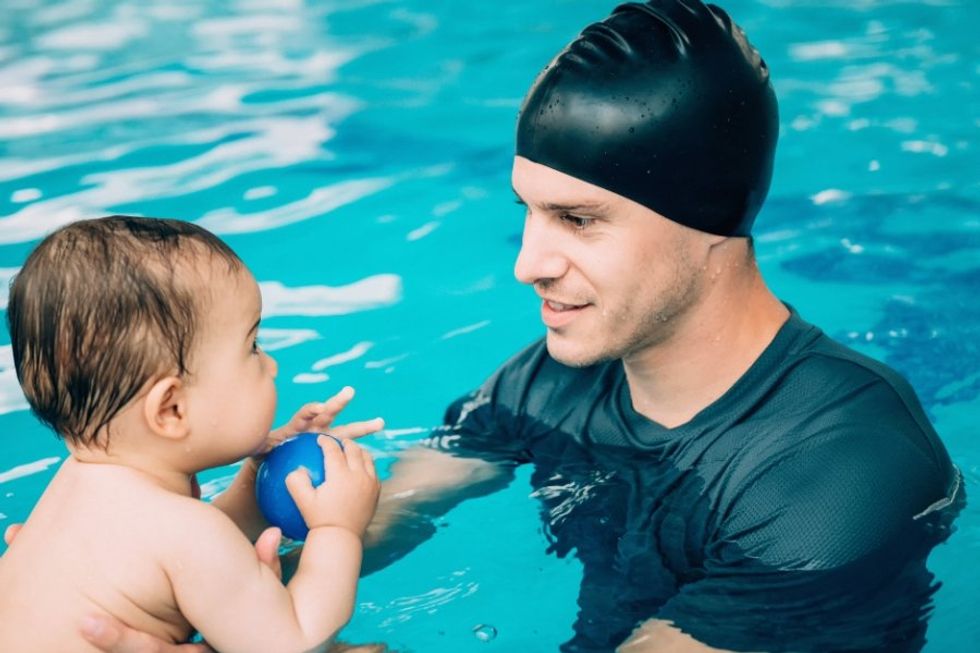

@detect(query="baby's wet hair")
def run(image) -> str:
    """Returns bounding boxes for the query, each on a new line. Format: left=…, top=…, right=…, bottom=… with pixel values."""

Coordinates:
left=7, top=215, right=244, bottom=447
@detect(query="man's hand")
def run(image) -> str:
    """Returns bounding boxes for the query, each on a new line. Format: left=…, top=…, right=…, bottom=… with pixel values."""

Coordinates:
left=79, top=616, right=213, bottom=653
left=616, top=619, right=732, bottom=653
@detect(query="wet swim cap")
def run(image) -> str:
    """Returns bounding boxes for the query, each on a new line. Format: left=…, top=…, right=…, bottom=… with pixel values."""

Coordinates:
left=516, top=0, right=778, bottom=237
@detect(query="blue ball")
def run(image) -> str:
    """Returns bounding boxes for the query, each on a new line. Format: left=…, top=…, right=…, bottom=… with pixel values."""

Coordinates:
left=256, top=432, right=336, bottom=541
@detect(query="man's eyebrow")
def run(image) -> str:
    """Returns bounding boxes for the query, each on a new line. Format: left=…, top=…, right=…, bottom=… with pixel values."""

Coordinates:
left=511, top=188, right=609, bottom=214
left=541, top=201, right=610, bottom=214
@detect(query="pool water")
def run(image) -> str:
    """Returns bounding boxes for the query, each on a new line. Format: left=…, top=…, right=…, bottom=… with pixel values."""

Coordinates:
left=1, top=0, right=977, bottom=650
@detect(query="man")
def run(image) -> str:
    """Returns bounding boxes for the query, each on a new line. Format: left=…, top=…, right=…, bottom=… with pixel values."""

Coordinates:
left=39, top=0, right=960, bottom=651
left=360, top=2, right=960, bottom=651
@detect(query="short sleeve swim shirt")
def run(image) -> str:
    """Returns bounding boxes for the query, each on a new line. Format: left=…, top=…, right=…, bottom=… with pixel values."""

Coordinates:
left=438, top=308, right=961, bottom=653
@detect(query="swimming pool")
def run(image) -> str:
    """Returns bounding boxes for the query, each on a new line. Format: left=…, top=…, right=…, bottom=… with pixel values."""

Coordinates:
left=0, top=0, right=977, bottom=650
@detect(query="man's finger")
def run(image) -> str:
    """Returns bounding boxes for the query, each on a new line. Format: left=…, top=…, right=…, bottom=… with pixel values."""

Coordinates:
left=80, top=614, right=212, bottom=652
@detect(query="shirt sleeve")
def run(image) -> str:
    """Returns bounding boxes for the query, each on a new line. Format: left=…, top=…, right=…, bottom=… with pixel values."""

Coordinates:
left=657, top=396, right=961, bottom=653
left=430, top=339, right=550, bottom=465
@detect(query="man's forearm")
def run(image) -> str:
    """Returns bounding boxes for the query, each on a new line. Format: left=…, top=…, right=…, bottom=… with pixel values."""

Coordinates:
left=361, top=446, right=512, bottom=574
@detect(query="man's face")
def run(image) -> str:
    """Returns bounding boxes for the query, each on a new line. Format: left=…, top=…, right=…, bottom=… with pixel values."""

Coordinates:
left=512, top=156, right=712, bottom=367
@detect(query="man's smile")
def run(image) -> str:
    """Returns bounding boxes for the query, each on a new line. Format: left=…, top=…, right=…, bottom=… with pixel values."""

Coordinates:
left=540, top=297, right=590, bottom=328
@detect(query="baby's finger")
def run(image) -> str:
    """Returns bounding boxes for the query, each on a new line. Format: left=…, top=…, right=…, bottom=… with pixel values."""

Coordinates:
left=269, top=402, right=322, bottom=441
left=316, top=386, right=356, bottom=422
left=284, top=468, right=315, bottom=507
left=339, top=438, right=365, bottom=471
left=291, top=401, right=322, bottom=423
left=317, top=434, right=348, bottom=476
left=362, top=448, right=378, bottom=479
left=330, top=417, right=385, bottom=440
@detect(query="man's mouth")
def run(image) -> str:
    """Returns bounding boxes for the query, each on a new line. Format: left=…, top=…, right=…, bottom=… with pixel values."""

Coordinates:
left=541, top=298, right=589, bottom=328
left=545, top=300, right=586, bottom=312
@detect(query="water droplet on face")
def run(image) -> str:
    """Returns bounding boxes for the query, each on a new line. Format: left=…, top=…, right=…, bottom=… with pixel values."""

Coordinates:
left=473, top=624, right=498, bottom=642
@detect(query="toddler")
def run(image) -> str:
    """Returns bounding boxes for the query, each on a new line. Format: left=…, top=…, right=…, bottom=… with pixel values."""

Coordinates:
left=0, top=215, right=381, bottom=652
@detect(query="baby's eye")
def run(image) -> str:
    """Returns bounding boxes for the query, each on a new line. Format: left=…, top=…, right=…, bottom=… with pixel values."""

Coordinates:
left=251, top=338, right=261, bottom=354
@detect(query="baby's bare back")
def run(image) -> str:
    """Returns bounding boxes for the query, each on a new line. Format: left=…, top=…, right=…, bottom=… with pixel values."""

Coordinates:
left=0, top=459, right=193, bottom=650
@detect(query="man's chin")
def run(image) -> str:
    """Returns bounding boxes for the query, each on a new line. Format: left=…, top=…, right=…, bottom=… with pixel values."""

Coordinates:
left=544, top=332, right=610, bottom=368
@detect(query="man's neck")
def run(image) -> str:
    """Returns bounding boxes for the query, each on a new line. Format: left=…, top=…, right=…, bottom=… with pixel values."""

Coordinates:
left=622, top=270, right=789, bottom=429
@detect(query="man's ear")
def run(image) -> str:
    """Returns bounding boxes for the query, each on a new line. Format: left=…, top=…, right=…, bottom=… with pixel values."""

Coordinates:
left=143, top=376, right=190, bottom=441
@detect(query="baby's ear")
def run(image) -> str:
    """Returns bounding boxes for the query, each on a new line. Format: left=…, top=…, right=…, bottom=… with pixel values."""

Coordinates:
left=143, top=376, right=190, bottom=441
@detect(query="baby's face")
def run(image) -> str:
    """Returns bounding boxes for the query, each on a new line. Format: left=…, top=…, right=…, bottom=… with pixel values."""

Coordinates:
left=182, top=262, right=278, bottom=467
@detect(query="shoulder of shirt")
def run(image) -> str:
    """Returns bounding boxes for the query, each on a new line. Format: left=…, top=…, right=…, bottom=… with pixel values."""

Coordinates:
left=794, top=329, right=933, bottom=430
left=708, top=314, right=953, bottom=486
left=758, top=322, right=955, bottom=487
left=714, top=324, right=960, bottom=551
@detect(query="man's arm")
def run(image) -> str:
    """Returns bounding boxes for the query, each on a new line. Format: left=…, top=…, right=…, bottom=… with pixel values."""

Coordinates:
left=617, top=620, right=732, bottom=653
left=79, top=616, right=213, bottom=653
left=361, top=445, right=513, bottom=575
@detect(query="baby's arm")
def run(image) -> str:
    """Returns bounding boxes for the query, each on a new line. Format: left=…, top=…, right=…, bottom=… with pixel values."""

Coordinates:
left=168, top=437, right=379, bottom=653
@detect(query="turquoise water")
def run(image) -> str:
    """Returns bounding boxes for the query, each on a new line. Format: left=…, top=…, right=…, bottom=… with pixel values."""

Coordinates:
left=1, top=0, right=977, bottom=650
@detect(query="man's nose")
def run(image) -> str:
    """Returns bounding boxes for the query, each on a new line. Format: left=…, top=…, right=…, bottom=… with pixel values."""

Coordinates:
left=514, top=213, right=567, bottom=285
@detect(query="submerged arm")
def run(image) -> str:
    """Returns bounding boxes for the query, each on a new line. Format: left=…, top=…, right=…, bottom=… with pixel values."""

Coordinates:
left=617, top=620, right=732, bottom=653
left=361, top=446, right=514, bottom=575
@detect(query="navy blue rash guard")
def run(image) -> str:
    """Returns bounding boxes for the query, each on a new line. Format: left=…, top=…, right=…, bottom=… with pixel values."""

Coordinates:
left=436, top=309, right=961, bottom=653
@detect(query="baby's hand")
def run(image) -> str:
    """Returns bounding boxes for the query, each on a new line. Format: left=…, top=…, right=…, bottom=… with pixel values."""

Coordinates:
left=264, top=387, right=384, bottom=454
left=285, top=436, right=380, bottom=539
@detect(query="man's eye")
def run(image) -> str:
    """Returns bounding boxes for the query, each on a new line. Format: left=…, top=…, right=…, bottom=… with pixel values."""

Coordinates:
left=560, top=213, right=592, bottom=229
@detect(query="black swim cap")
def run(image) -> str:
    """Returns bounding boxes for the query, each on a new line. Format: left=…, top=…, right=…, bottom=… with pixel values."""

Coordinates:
left=516, top=1, right=778, bottom=237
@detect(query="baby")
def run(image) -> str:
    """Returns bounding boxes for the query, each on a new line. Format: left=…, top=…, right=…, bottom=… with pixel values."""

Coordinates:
left=0, top=215, right=381, bottom=652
